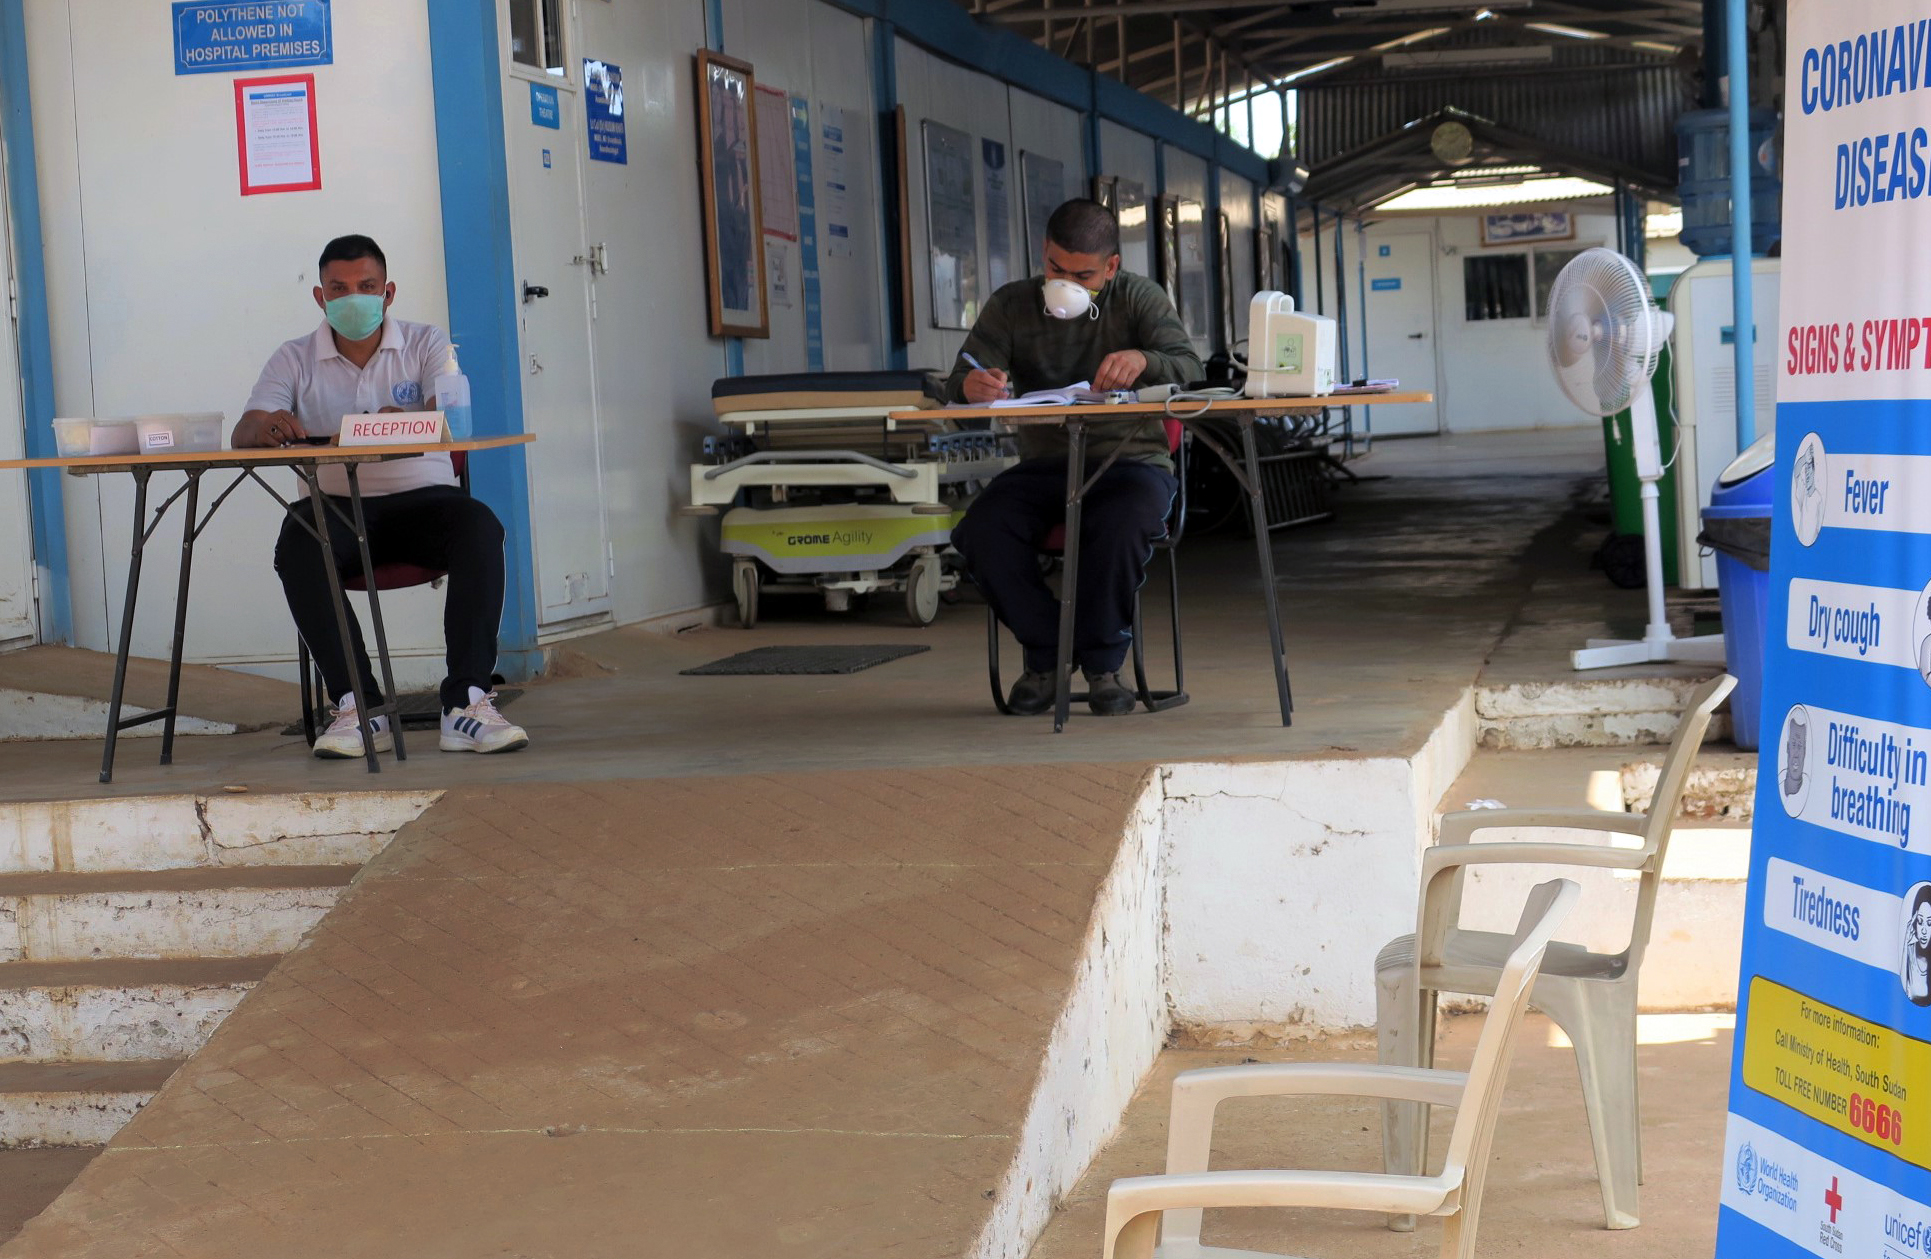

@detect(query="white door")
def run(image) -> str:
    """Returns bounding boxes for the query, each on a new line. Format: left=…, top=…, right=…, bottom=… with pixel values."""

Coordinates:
left=0, top=175, right=37, bottom=648
left=502, top=0, right=613, bottom=631
left=1361, top=231, right=1442, bottom=436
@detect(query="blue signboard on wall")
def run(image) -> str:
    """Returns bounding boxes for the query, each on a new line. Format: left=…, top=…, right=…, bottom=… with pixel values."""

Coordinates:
left=530, top=83, right=560, bottom=130
left=1370, top=277, right=1401, bottom=291
left=583, top=59, right=626, bottom=165
left=173, top=0, right=331, bottom=76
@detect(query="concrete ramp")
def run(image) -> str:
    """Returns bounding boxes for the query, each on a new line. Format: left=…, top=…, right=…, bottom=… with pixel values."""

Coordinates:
left=1, top=768, right=1166, bottom=1259
left=0, top=647, right=297, bottom=741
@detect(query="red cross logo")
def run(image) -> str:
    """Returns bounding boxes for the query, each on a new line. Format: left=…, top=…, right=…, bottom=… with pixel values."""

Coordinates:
left=1824, top=1177, right=1843, bottom=1223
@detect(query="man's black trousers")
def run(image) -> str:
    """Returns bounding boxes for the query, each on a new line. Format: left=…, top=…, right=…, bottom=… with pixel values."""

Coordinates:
left=275, top=484, right=505, bottom=713
left=952, top=456, right=1177, bottom=676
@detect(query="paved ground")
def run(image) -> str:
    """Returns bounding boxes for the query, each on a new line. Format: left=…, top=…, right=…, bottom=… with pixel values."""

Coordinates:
left=0, top=430, right=1629, bottom=803
left=1, top=769, right=1154, bottom=1258
left=1029, top=1010, right=1733, bottom=1258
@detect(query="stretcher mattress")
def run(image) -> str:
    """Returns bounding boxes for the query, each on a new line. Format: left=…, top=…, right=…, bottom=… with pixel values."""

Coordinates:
left=711, top=370, right=941, bottom=417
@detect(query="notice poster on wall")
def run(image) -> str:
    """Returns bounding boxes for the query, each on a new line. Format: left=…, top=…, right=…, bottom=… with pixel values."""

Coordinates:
left=1020, top=151, right=1065, bottom=277
left=174, top=0, right=332, bottom=75
left=818, top=104, right=854, bottom=260
left=754, top=85, right=798, bottom=241
left=922, top=120, right=978, bottom=330
left=233, top=74, right=319, bottom=195
left=583, top=59, right=626, bottom=165
left=1715, top=2, right=1931, bottom=1256
left=983, top=139, right=1012, bottom=290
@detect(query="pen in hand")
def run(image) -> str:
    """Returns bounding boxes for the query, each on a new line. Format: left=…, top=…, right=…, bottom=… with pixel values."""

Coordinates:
left=962, top=352, right=1012, bottom=399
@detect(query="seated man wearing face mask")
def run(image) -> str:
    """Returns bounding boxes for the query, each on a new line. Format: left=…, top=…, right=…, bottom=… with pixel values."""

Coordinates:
left=233, top=234, right=528, bottom=759
left=946, top=199, right=1203, bottom=716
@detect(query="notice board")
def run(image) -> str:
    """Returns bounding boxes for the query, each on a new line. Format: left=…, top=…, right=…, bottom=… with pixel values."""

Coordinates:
left=1716, top=2, right=1931, bottom=1255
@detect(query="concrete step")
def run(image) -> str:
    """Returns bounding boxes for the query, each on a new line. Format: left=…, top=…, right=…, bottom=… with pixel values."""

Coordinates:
left=0, top=1060, right=181, bottom=1148
left=0, top=790, right=440, bottom=874
left=0, top=956, right=277, bottom=1063
left=0, top=646, right=299, bottom=741
left=0, top=866, right=356, bottom=962
left=1475, top=670, right=1733, bottom=749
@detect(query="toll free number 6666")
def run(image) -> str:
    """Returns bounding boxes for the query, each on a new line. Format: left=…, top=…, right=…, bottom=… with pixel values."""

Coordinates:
left=1848, top=1093, right=1904, bottom=1146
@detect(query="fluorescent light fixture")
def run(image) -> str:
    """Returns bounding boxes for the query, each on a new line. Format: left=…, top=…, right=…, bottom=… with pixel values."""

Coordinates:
left=1375, top=175, right=1612, bottom=211
left=1372, top=26, right=1452, bottom=51
left=1525, top=21, right=1605, bottom=39
left=1383, top=45, right=1554, bottom=69
left=1336, top=0, right=1531, bottom=16
left=1448, top=163, right=1541, bottom=180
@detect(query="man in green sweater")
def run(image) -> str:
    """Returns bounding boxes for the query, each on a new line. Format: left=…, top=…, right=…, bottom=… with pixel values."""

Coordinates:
left=947, top=199, right=1203, bottom=716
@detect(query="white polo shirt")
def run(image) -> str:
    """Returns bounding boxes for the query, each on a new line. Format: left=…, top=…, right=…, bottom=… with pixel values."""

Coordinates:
left=244, top=316, right=457, bottom=497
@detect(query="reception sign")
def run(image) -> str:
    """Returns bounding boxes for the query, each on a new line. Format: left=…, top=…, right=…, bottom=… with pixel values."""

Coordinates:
left=1718, top=2, right=1931, bottom=1255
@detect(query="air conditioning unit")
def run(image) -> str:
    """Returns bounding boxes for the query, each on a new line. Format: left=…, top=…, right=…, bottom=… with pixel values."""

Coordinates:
left=1667, top=256, right=1779, bottom=590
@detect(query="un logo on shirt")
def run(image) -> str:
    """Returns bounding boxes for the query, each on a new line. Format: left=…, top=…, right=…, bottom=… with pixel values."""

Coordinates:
left=392, top=381, right=423, bottom=406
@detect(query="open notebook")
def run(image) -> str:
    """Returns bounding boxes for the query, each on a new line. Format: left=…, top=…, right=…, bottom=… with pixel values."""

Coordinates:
left=982, top=381, right=1111, bottom=408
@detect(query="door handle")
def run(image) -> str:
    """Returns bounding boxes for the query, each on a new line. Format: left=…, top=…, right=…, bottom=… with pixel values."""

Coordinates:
left=1407, top=333, right=1425, bottom=340
left=523, top=283, right=550, bottom=303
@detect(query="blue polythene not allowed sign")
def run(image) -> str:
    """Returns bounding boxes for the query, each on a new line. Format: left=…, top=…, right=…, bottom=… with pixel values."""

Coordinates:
left=174, top=1, right=331, bottom=76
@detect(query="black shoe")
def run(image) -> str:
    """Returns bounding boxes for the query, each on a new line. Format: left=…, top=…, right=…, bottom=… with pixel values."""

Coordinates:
left=1083, top=670, right=1137, bottom=716
left=1006, top=669, right=1057, bottom=715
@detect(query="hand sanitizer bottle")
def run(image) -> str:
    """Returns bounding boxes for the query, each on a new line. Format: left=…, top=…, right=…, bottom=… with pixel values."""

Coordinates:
left=433, top=344, right=472, bottom=439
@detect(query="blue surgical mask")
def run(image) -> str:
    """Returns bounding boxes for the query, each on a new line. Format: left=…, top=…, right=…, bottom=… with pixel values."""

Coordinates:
left=323, top=293, right=386, bottom=341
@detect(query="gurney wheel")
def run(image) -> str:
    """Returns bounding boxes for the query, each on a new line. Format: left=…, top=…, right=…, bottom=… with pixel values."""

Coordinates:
left=905, top=555, right=940, bottom=627
left=733, top=560, right=760, bottom=629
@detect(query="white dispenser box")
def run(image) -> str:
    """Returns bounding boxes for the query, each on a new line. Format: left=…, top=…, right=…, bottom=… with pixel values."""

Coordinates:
left=1243, top=292, right=1338, bottom=397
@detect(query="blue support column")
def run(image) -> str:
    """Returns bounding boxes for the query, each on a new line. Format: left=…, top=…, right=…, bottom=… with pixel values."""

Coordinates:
left=426, top=0, right=540, bottom=679
left=0, top=0, right=72, bottom=643
left=1725, top=0, right=1756, bottom=448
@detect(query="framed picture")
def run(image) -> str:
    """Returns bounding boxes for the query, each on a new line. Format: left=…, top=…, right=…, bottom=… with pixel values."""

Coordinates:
left=1257, top=218, right=1281, bottom=293
left=1217, top=210, right=1236, bottom=349
left=695, top=50, right=768, bottom=337
left=922, top=120, right=979, bottom=330
left=1155, top=194, right=1182, bottom=311
left=1114, top=178, right=1150, bottom=279
left=1020, top=150, right=1066, bottom=276
left=891, top=105, right=917, bottom=344
left=1167, top=196, right=1211, bottom=345
left=1090, top=174, right=1118, bottom=212
left=1479, top=210, right=1575, bottom=247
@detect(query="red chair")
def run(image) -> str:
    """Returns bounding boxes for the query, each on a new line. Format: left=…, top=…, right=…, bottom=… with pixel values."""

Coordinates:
left=298, top=450, right=467, bottom=745
left=986, top=420, right=1189, bottom=715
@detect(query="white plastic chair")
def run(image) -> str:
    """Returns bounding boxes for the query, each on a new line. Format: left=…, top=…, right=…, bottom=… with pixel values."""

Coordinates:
left=1375, top=672, right=1736, bottom=1231
left=1101, top=878, right=1580, bottom=1259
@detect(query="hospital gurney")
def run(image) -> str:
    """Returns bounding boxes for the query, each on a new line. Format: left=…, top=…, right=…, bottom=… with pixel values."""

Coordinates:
left=684, top=371, right=1015, bottom=627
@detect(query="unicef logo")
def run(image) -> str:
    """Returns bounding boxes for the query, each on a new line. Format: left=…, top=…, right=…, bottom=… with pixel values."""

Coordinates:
left=392, top=381, right=423, bottom=406
left=1736, top=1143, right=1759, bottom=1194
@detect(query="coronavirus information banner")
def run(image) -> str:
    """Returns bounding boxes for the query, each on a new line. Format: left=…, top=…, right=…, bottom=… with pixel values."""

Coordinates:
left=1717, top=3, right=1931, bottom=1256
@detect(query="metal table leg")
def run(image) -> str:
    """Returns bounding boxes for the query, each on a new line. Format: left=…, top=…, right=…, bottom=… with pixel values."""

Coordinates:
left=158, top=470, right=202, bottom=765
left=99, top=469, right=153, bottom=783
left=1053, top=420, right=1087, bottom=733
left=302, top=468, right=381, bottom=774
left=1239, top=416, right=1294, bottom=725
left=345, top=464, right=406, bottom=761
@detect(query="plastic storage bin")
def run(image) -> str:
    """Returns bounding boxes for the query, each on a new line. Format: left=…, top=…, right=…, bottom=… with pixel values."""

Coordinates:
left=1676, top=107, right=1781, bottom=257
left=133, top=413, right=223, bottom=454
left=54, top=419, right=138, bottom=455
left=1698, top=431, right=1774, bottom=748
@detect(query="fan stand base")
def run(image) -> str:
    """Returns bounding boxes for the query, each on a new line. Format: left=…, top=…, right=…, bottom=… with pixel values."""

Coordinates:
left=1573, top=633, right=1727, bottom=670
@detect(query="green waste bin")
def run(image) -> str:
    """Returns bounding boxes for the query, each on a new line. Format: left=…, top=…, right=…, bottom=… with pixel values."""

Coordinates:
left=1600, top=293, right=1680, bottom=587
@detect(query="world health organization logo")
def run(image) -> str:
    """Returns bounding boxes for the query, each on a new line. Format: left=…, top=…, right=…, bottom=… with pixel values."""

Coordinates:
left=1737, top=1143, right=1759, bottom=1194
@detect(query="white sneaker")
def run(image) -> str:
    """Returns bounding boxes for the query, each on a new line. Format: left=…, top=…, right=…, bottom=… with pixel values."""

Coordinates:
left=440, top=689, right=528, bottom=754
left=312, top=700, right=392, bottom=760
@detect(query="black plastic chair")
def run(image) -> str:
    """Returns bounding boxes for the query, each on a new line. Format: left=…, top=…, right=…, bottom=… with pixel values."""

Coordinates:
left=986, top=422, right=1190, bottom=715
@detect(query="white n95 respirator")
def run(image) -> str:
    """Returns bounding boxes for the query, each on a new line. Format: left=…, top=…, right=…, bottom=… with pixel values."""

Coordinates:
left=1043, top=278, right=1100, bottom=321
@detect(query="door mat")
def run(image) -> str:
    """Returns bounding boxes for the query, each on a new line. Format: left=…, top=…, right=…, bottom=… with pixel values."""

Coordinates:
left=681, top=645, right=930, bottom=676
left=282, top=688, right=522, bottom=737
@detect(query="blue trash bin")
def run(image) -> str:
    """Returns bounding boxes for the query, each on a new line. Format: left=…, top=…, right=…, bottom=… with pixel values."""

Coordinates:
left=1699, top=433, right=1775, bottom=748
